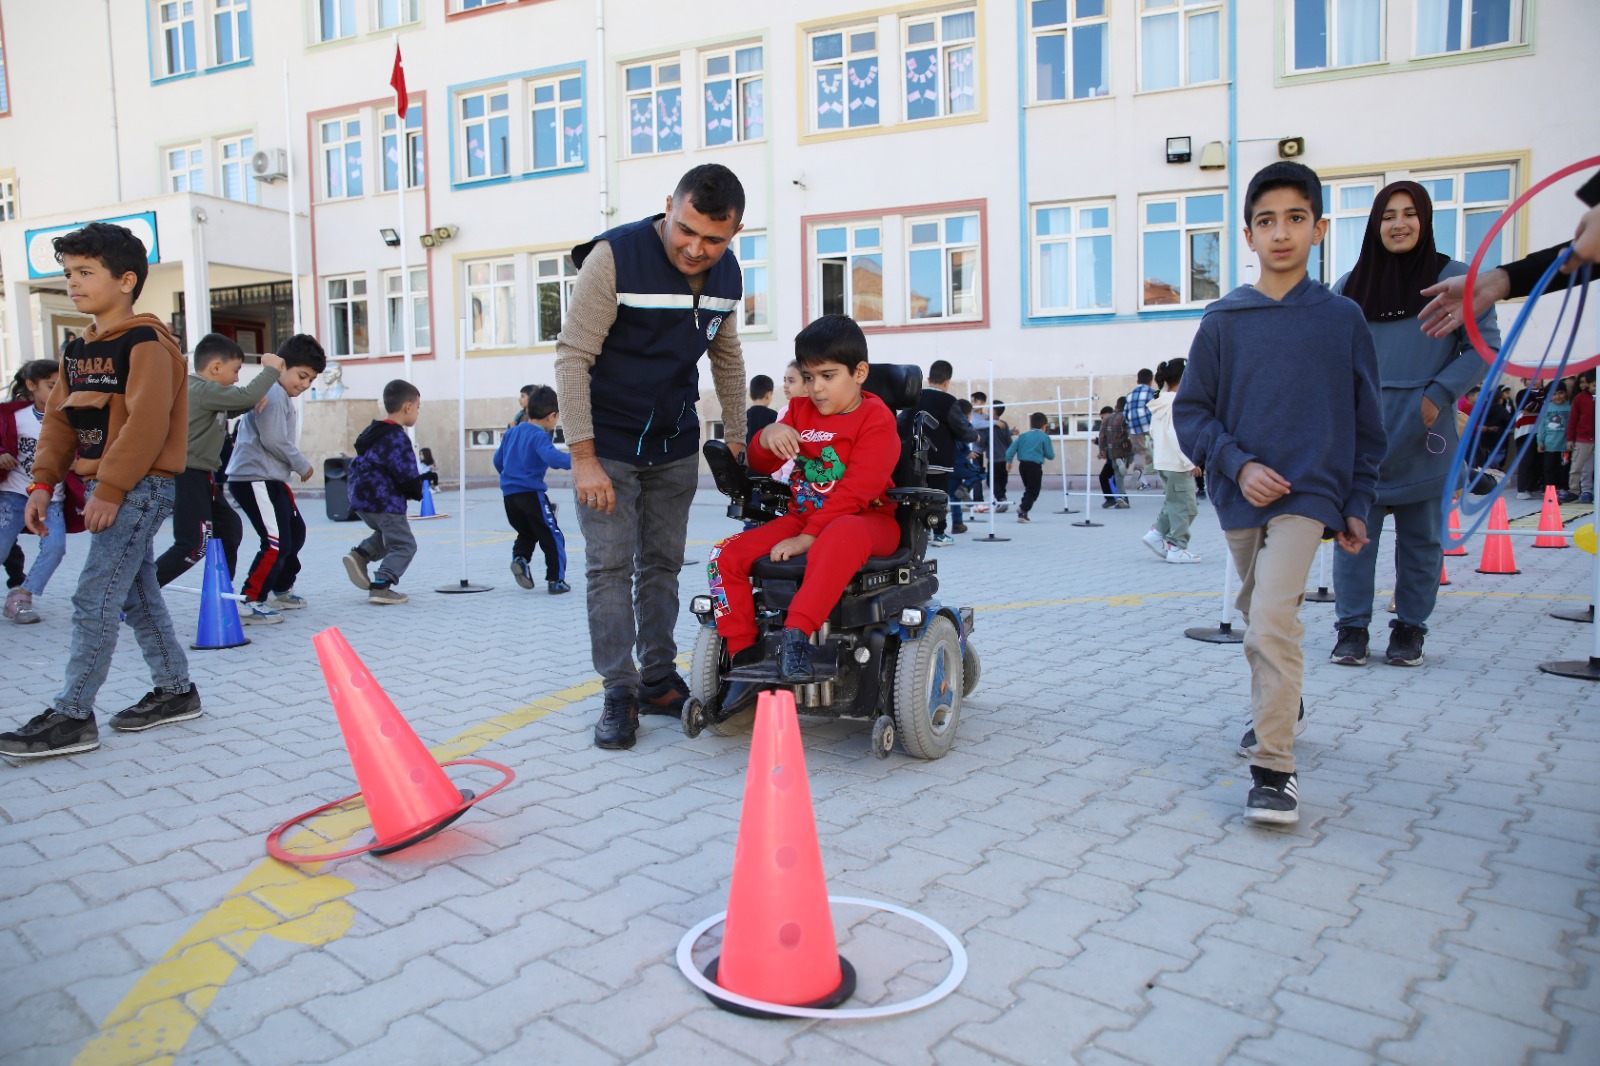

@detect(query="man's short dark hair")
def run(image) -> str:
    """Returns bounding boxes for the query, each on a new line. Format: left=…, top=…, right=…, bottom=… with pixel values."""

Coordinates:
left=928, top=360, right=953, bottom=385
left=971, top=391, right=987, bottom=403
left=1115, top=395, right=1127, bottom=410
left=674, top=163, right=745, bottom=222
left=277, top=333, right=328, bottom=374
left=52, top=222, right=150, bottom=302
left=993, top=401, right=1005, bottom=417
left=520, top=384, right=535, bottom=398
left=794, top=314, right=869, bottom=373
left=193, top=333, right=245, bottom=372
left=1245, top=161, right=1324, bottom=223
left=526, top=385, right=559, bottom=420
left=383, top=378, right=421, bottom=413
left=1137, top=368, right=1153, bottom=385
left=1031, top=412, right=1049, bottom=429
left=749, top=374, right=773, bottom=400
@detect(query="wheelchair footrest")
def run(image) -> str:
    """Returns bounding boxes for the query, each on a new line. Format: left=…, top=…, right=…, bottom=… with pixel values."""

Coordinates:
left=722, top=644, right=840, bottom=683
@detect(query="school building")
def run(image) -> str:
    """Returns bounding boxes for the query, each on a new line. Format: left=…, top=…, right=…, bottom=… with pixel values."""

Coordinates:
left=0, top=1, right=1591, bottom=481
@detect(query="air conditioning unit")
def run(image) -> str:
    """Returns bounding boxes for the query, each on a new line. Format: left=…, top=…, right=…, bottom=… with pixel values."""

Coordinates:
left=251, top=148, right=288, bottom=183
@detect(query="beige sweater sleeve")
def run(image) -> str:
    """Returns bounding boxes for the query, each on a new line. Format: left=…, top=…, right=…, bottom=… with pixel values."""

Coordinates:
left=553, top=240, right=618, bottom=447
left=706, top=296, right=747, bottom=445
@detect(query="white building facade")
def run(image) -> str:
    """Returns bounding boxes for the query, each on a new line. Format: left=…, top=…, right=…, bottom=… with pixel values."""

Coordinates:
left=0, top=0, right=1592, bottom=477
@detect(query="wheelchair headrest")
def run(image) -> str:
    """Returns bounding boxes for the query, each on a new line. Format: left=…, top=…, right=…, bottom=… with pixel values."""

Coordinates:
left=863, top=364, right=923, bottom=412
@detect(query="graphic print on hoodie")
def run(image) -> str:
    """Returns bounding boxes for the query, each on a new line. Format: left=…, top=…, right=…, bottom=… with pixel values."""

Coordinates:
left=348, top=420, right=423, bottom=514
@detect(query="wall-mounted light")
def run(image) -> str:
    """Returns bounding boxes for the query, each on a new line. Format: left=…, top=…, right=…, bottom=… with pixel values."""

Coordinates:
left=1165, top=136, right=1192, bottom=164
left=1198, top=141, right=1227, bottom=169
left=379, top=228, right=400, bottom=247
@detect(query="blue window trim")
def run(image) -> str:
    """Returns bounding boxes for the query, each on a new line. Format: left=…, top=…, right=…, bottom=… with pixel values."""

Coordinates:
left=144, top=1, right=255, bottom=86
left=448, top=60, right=590, bottom=191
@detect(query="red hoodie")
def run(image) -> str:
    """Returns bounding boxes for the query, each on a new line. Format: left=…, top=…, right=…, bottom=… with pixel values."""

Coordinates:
left=1568, top=387, right=1594, bottom=445
left=746, top=391, right=898, bottom=537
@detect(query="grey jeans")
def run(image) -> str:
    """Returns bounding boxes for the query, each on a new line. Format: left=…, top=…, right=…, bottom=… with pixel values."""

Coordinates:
left=575, top=454, right=699, bottom=693
left=57, top=476, right=191, bottom=720
left=355, top=511, right=418, bottom=584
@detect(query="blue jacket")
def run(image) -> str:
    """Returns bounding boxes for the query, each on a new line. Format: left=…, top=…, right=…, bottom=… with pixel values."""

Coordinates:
left=348, top=420, right=422, bottom=514
left=1006, top=428, right=1056, bottom=465
left=1175, top=277, right=1386, bottom=533
left=494, top=422, right=571, bottom=494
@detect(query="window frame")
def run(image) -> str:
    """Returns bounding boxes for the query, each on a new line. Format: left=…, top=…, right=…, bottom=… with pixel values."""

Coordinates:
left=812, top=220, right=887, bottom=326
left=1307, top=175, right=1382, bottom=286
left=532, top=252, right=580, bottom=345
left=319, top=114, right=365, bottom=201
left=1029, top=0, right=1111, bottom=104
left=325, top=274, right=371, bottom=359
left=807, top=22, right=882, bottom=134
left=316, top=0, right=357, bottom=43
left=1138, top=190, right=1227, bottom=310
left=1413, top=0, right=1524, bottom=58
left=383, top=266, right=431, bottom=355
left=376, top=0, right=422, bottom=29
left=1137, top=0, right=1226, bottom=92
left=164, top=142, right=206, bottom=193
left=528, top=71, right=586, bottom=172
left=0, top=15, right=10, bottom=116
left=157, top=0, right=199, bottom=78
left=904, top=211, right=983, bottom=323
left=211, top=0, right=251, bottom=66
left=0, top=176, right=17, bottom=222
left=1286, top=0, right=1386, bottom=73
left=738, top=231, right=770, bottom=330
left=464, top=256, right=519, bottom=350
left=380, top=107, right=426, bottom=191
left=1030, top=199, right=1116, bottom=317
left=456, top=84, right=512, bottom=183
left=451, top=0, right=508, bottom=12
left=217, top=133, right=258, bottom=204
left=1411, top=161, right=1518, bottom=270
left=623, top=57, right=685, bottom=157
left=701, top=43, right=765, bottom=148
left=900, top=6, right=980, bottom=122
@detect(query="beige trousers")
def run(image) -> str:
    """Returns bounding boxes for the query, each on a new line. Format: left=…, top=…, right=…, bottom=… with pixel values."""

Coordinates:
left=1224, top=514, right=1325, bottom=774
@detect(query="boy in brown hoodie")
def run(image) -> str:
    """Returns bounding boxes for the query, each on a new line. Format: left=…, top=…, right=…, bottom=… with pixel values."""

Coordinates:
left=0, top=222, right=201, bottom=759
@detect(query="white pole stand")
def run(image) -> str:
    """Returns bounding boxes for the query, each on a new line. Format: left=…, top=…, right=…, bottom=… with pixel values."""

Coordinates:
left=973, top=360, right=1010, bottom=543
left=437, top=316, right=493, bottom=594
left=1185, top=555, right=1244, bottom=644
left=1305, top=541, right=1335, bottom=603
left=1073, top=375, right=1103, bottom=527
left=1539, top=543, right=1600, bottom=680
left=1054, top=386, right=1077, bottom=514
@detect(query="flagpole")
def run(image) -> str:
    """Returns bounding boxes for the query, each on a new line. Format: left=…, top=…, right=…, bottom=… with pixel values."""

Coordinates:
left=282, top=59, right=302, bottom=333
left=393, top=34, right=413, bottom=388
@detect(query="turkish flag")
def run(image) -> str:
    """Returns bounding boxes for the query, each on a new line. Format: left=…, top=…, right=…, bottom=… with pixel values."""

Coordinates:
left=390, top=44, right=408, bottom=119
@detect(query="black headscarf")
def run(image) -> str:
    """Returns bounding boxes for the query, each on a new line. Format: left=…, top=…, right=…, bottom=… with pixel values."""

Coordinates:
left=1341, top=180, right=1452, bottom=322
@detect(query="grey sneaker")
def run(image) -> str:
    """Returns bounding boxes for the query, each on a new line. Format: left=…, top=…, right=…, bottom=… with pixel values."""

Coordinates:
left=0, top=710, right=100, bottom=759
left=269, top=591, right=307, bottom=610
left=4, top=588, right=28, bottom=620
left=343, top=550, right=372, bottom=590
left=111, top=686, right=202, bottom=732
left=368, top=583, right=409, bottom=605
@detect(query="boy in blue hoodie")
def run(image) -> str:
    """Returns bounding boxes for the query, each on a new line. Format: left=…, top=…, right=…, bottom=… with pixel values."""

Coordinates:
left=494, top=385, right=572, bottom=594
left=343, top=380, right=423, bottom=605
left=1175, top=161, right=1386, bottom=827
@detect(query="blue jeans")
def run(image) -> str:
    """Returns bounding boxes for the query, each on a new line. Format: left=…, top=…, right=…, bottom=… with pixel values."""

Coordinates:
left=0, top=491, right=66, bottom=595
left=55, top=476, right=190, bottom=721
left=1333, top=497, right=1442, bottom=632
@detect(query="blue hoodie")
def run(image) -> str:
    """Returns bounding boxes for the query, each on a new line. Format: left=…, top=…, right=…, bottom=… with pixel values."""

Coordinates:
left=1175, top=277, right=1386, bottom=534
left=494, top=421, right=571, bottom=495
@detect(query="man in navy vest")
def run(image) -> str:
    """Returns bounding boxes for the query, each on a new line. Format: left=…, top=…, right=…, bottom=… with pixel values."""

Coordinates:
left=556, top=164, right=749, bottom=750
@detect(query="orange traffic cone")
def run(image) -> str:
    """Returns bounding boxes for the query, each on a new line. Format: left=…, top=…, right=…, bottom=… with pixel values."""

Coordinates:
left=703, top=689, right=854, bottom=1017
left=1440, top=561, right=1450, bottom=586
left=1476, top=498, right=1521, bottom=575
left=1443, top=507, right=1468, bottom=556
left=1534, top=486, right=1567, bottom=548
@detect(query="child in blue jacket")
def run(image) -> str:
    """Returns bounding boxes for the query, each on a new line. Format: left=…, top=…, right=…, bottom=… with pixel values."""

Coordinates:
left=343, top=380, right=423, bottom=605
left=493, top=385, right=572, bottom=593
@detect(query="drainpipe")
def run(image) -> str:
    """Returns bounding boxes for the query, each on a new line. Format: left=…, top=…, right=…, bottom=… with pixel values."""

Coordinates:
left=1226, top=0, right=1239, bottom=290
left=594, top=0, right=610, bottom=230
left=104, top=0, right=123, bottom=202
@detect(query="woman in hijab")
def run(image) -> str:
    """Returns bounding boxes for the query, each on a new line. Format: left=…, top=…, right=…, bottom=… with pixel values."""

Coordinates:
left=1328, top=181, right=1501, bottom=669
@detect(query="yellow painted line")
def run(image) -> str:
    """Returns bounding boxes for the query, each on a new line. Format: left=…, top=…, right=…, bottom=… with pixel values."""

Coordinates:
left=973, top=587, right=1585, bottom=612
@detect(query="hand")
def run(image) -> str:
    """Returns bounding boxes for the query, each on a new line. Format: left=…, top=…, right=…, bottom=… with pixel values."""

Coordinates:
left=759, top=422, right=801, bottom=461
left=1335, top=516, right=1370, bottom=554
left=1565, top=203, right=1600, bottom=271
left=81, top=494, right=120, bottom=534
left=574, top=455, right=614, bottom=514
left=1421, top=396, right=1440, bottom=428
left=1191, top=466, right=1202, bottom=477
left=1237, top=461, right=1291, bottom=508
left=301, top=466, right=314, bottom=481
left=1419, top=269, right=1509, bottom=339
left=24, top=489, right=51, bottom=534
left=769, top=534, right=815, bottom=562
left=259, top=353, right=286, bottom=372
left=0, top=454, right=15, bottom=471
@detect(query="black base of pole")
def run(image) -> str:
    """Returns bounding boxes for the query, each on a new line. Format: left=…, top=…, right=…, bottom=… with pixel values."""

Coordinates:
left=1537, top=657, right=1600, bottom=681
left=436, top=580, right=494, bottom=594
left=1185, top=621, right=1243, bottom=644
left=1072, top=519, right=1103, bottom=527
left=1304, top=587, right=1335, bottom=603
left=700, top=955, right=856, bottom=1018
left=1550, top=605, right=1595, bottom=624
left=972, top=533, right=1011, bottom=542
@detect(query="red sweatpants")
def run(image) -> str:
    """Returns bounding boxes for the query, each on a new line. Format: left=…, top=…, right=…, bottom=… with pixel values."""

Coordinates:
left=708, top=510, right=900, bottom=654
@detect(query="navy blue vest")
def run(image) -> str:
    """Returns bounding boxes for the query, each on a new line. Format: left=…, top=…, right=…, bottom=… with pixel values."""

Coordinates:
left=572, top=215, right=742, bottom=466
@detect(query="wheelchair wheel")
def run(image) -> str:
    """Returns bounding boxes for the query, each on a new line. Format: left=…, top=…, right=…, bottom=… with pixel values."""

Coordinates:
left=690, top=625, right=754, bottom=737
left=962, top=641, right=981, bottom=697
left=892, top=615, right=964, bottom=760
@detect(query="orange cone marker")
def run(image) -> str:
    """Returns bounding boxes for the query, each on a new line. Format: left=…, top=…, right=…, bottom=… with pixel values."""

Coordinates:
left=1440, top=561, right=1450, bottom=586
left=1534, top=486, right=1568, bottom=548
left=1443, top=507, right=1468, bottom=556
left=1476, top=498, right=1521, bottom=575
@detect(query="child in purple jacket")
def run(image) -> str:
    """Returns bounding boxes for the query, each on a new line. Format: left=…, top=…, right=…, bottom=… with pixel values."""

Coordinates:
left=343, top=380, right=423, bottom=605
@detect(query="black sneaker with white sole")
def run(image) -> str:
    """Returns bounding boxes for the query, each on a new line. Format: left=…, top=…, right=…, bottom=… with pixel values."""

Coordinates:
left=1385, top=621, right=1426, bottom=667
left=1237, top=698, right=1307, bottom=756
left=1245, top=766, right=1299, bottom=825
left=1330, top=625, right=1369, bottom=666
left=0, top=710, right=100, bottom=759
left=110, top=685, right=203, bottom=732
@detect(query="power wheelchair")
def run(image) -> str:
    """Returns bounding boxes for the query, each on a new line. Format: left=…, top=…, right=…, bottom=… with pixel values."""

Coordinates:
left=683, top=363, right=980, bottom=760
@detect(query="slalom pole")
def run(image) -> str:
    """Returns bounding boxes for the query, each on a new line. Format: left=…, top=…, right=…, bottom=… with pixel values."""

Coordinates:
left=1305, top=541, right=1334, bottom=602
left=1073, top=373, right=1102, bottom=527
left=436, top=317, right=492, bottom=594
left=1055, top=385, right=1075, bottom=513
left=973, top=360, right=1008, bottom=542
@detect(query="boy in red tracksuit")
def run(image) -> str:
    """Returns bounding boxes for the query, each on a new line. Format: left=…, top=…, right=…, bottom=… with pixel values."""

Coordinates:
left=709, top=314, right=899, bottom=691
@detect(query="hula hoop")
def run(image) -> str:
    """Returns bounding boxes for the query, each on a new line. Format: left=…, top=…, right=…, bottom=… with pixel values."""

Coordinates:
left=675, top=896, right=969, bottom=1021
left=265, top=757, right=515, bottom=864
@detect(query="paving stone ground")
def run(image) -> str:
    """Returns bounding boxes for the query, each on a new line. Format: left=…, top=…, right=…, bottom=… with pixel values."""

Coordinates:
left=1, top=482, right=1596, bottom=1065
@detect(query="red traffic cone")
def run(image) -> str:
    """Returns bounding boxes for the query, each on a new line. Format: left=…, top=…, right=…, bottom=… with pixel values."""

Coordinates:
left=1476, top=497, right=1521, bottom=575
left=1440, top=561, right=1450, bottom=586
left=1534, top=486, right=1567, bottom=548
left=703, top=689, right=854, bottom=1017
left=1443, top=507, right=1468, bottom=556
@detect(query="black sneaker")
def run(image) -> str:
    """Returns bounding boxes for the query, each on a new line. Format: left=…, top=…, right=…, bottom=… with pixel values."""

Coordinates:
left=952, top=522, right=969, bottom=534
left=548, top=580, right=571, bottom=595
left=1330, top=625, right=1369, bottom=666
left=639, top=671, right=689, bottom=718
left=593, top=690, right=639, bottom=750
left=778, top=627, right=815, bottom=682
left=111, top=685, right=203, bottom=733
left=1385, top=621, right=1426, bottom=667
left=510, top=557, right=534, bottom=589
left=0, top=710, right=100, bottom=759
left=1245, top=766, right=1299, bottom=825
left=1237, top=699, right=1306, bottom=755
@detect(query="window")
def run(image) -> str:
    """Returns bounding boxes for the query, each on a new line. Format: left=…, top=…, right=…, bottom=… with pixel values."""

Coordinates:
left=703, top=45, right=764, bottom=147
left=158, top=1, right=198, bottom=77
left=320, top=116, right=363, bottom=199
left=1032, top=201, right=1113, bottom=315
left=1307, top=177, right=1379, bottom=285
left=0, top=19, right=9, bottom=114
left=377, top=0, right=421, bottom=28
left=814, top=223, right=884, bottom=323
left=1415, top=164, right=1516, bottom=270
left=902, top=8, right=978, bottom=121
left=0, top=178, right=16, bottom=222
left=384, top=268, right=430, bottom=354
left=739, top=232, right=769, bottom=328
left=454, top=0, right=507, bottom=10
left=166, top=144, right=205, bottom=193
left=1031, top=0, right=1109, bottom=102
left=1290, top=0, right=1383, bottom=72
left=1140, top=191, right=1225, bottom=308
left=459, top=87, right=510, bottom=180
left=213, top=0, right=251, bottom=65
left=624, top=59, right=683, bottom=155
left=533, top=254, right=579, bottom=344
left=907, top=213, right=981, bottom=321
left=809, top=25, right=880, bottom=132
left=530, top=73, right=585, bottom=171
left=381, top=109, right=425, bottom=190
left=466, top=258, right=516, bottom=348
left=1139, top=0, right=1222, bottom=90
left=1415, top=0, right=1520, bottom=56
left=317, top=0, right=355, bottom=42
left=326, top=276, right=369, bottom=357
left=219, top=134, right=257, bottom=204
